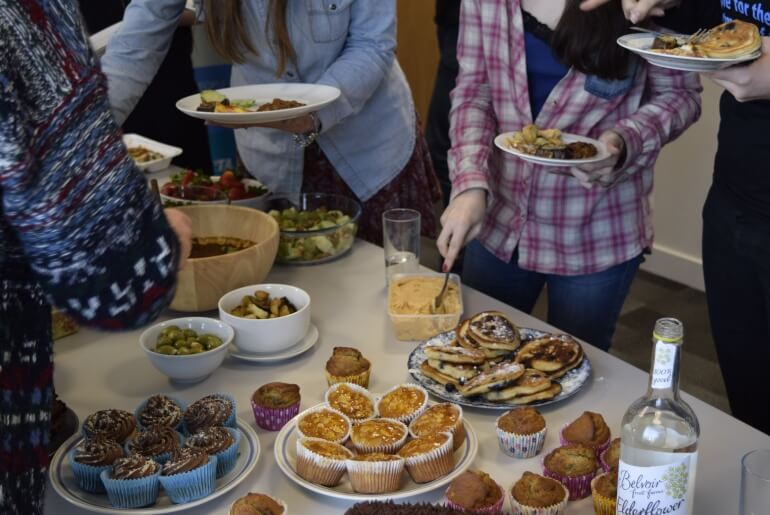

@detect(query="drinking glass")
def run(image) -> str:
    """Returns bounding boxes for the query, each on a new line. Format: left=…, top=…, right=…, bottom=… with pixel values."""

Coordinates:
left=383, top=208, right=421, bottom=283
left=740, top=449, right=770, bottom=515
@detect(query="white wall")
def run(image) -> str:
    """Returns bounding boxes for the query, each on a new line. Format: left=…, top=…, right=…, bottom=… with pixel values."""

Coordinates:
left=641, top=79, right=724, bottom=291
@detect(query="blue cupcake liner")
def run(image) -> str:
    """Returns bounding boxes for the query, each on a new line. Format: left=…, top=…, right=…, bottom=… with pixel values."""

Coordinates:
left=134, top=394, right=188, bottom=432
left=158, top=455, right=217, bottom=504
left=99, top=468, right=161, bottom=509
left=182, top=393, right=237, bottom=435
left=124, top=430, right=185, bottom=465
left=212, top=427, right=241, bottom=479
left=68, top=449, right=111, bottom=493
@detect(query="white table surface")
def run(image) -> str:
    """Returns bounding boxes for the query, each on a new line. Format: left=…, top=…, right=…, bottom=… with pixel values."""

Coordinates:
left=45, top=240, right=770, bottom=514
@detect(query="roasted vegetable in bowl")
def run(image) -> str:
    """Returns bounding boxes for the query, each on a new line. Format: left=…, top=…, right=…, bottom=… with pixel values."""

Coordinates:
left=230, top=290, right=298, bottom=319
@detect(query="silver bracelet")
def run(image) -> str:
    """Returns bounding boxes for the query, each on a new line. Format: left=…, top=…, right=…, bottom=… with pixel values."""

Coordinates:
left=293, top=113, right=321, bottom=148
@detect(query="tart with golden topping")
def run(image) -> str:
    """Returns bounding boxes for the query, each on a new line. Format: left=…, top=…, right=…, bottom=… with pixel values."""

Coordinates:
left=325, top=383, right=376, bottom=422
left=296, top=407, right=351, bottom=444
left=350, top=418, right=408, bottom=454
left=409, top=403, right=464, bottom=450
left=377, top=384, right=428, bottom=424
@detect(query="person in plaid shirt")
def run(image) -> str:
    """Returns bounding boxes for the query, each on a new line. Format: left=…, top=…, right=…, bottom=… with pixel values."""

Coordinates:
left=437, top=0, right=701, bottom=351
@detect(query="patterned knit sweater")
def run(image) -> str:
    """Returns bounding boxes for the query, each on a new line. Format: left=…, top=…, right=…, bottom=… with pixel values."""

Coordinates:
left=0, top=1, right=179, bottom=512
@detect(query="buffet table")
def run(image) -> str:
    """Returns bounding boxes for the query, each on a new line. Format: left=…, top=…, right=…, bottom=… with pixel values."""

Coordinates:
left=45, top=240, right=770, bottom=514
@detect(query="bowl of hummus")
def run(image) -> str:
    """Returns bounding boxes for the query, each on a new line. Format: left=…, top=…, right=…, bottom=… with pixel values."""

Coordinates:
left=388, top=273, right=463, bottom=341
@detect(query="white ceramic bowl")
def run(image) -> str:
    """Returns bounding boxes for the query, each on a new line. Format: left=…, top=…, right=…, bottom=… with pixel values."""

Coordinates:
left=139, top=317, right=234, bottom=383
left=218, top=284, right=311, bottom=354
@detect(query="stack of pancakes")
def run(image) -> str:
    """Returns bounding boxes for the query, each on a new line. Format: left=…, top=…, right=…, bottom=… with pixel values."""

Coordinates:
left=419, top=312, right=584, bottom=405
left=651, top=20, right=761, bottom=58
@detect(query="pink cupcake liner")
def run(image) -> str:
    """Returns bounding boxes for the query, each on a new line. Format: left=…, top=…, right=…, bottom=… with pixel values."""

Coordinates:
left=541, top=463, right=594, bottom=501
left=507, top=486, right=568, bottom=515
left=445, top=488, right=506, bottom=514
left=558, top=423, right=610, bottom=456
left=599, top=446, right=613, bottom=473
left=251, top=400, right=300, bottom=431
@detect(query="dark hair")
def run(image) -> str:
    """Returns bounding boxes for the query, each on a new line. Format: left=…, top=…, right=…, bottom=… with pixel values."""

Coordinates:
left=551, top=0, right=632, bottom=81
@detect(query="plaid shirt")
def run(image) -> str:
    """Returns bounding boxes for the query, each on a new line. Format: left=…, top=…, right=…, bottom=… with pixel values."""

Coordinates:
left=448, top=0, right=702, bottom=275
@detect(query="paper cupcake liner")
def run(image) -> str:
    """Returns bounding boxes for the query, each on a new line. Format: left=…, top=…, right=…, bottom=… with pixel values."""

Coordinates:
left=69, top=450, right=112, bottom=493
left=376, top=384, right=429, bottom=425
left=351, top=418, right=408, bottom=454
left=410, top=403, right=465, bottom=451
left=591, top=475, right=617, bottom=515
left=496, top=422, right=547, bottom=459
left=559, top=423, right=610, bottom=455
left=402, top=431, right=454, bottom=484
left=296, top=438, right=352, bottom=487
left=542, top=463, right=594, bottom=501
left=325, top=368, right=370, bottom=389
left=599, top=446, right=618, bottom=473
left=325, top=382, right=377, bottom=423
left=230, top=496, right=289, bottom=515
left=211, top=427, right=241, bottom=478
left=99, top=468, right=161, bottom=509
left=346, top=457, right=405, bottom=494
left=295, top=405, right=351, bottom=444
left=445, top=482, right=505, bottom=514
left=134, top=394, right=187, bottom=432
left=158, top=454, right=217, bottom=504
left=183, top=393, right=237, bottom=435
left=251, top=399, right=300, bottom=431
left=507, top=485, right=568, bottom=515
left=124, top=430, right=184, bottom=465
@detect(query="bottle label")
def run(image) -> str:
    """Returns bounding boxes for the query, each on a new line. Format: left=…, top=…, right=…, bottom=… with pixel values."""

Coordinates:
left=651, top=341, right=676, bottom=389
left=616, top=453, right=694, bottom=515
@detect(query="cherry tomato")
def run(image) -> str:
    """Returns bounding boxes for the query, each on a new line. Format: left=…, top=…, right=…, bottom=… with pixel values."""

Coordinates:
left=220, top=170, right=237, bottom=188
left=181, top=170, right=195, bottom=188
left=228, top=186, right=248, bottom=200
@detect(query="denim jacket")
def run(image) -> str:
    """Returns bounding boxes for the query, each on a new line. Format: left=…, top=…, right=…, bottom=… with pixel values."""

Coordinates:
left=101, top=0, right=415, bottom=200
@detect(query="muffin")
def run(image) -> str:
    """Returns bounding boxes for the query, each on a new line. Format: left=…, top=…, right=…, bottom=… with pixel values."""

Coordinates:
left=344, top=501, right=468, bottom=514
left=125, top=425, right=182, bottom=464
left=397, top=432, right=454, bottom=484
left=446, top=470, right=504, bottom=514
left=69, top=437, right=125, bottom=493
left=296, top=437, right=354, bottom=486
left=251, top=382, right=301, bottom=431
left=496, top=407, right=547, bottom=459
left=346, top=453, right=405, bottom=494
left=159, top=447, right=217, bottom=504
left=230, top=493, right=288, bottom=515
left=325, top=382, right=376, bottom=422
left=376, top=384, right=428, bottom=424
left=99, top=454, right=161, bottom=509
left=560, top=411, right=611, bottom=453
left=591, top=470, right=618, bottom=515
left=82, top=409, right=136, bottom=444
left=325, top=346, right=371, bottom=387
left=509, top=471, right=568, bottom=515
left=542, top=444, right=597, bottom=500
left=350, top=418, right=408, bottom=454
left=296, top=406, right=351, bottom=444
left=600, top=437, right=620, bottom=472
left=184, top=393, right=236, bottom=434
left=185, top=426, right=240, bottom=478
left=135, top=394, right=185, bottom=431
left=410, top=403, right=465, bottom=451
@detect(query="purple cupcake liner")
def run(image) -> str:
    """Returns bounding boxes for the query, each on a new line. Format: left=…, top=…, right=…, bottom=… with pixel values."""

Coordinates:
left=446, top=490, right=506, bottom=514
left=251, top=400, right=300, bottom=431
left=599, top=446, right=612, bottom=473
left=542, top=465, right=594, bottom=501
left=558, top=423, right=610, bottom=456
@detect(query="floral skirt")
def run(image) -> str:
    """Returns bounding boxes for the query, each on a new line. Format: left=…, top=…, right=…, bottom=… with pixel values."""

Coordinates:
left=302, top=123, right=441, bottom=246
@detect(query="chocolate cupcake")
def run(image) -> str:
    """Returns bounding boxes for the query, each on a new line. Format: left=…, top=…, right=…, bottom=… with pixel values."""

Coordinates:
left=136, top=394, right=185, bottom=431
left=69, top=438, right=125, bottom=493
left=82, top=409, right=136, bottom=444
left=159, top=447, right=217, bottom=504
left=185, top=426, right=240, bottom=478
left=509, top=471, right=568, bottom=515
left=184, top=393, right=236, bottom=434
left=251, top=382, right=301, bottom=431
left=325, top=346, right=371, bottom=387
left=446, top=470, right=504, bottom=514
left=542, top=444, right=597, bottom=500
left=125, top=425, right=183, bottom=464
left=230, top=493, right=288, bottom=515
left=99, top=454, right=161, bottom=509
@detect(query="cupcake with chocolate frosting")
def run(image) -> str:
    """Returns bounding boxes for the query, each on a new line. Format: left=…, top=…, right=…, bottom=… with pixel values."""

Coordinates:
left=185, top=426, right=240, bottom=478
left=69, top=438, right=125, bottom=493
left=125, top=425, right=183, bottom=464
left=159, top=447, right=217, bottom=504
left=135, top=394, right=185, bottom=431
left=183, top=393, right=236, bottom=434
left=99, top=454, right=161, bottom=508
left=83, top=409, right=136, bottom=443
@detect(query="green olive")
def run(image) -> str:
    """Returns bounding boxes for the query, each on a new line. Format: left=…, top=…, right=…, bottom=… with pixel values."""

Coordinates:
left=182, top=329, right=197, bottom=338
left=173, top=339, right=188, bottom=349
left=156, top=345, right=177, bottom=355
left=189, top=342, right=204, bottom=353
left=166, top=329, right=182, bottom=341
left=177, top=346, right=192, bottom=355
left=156, top=335, right=173, bottom=347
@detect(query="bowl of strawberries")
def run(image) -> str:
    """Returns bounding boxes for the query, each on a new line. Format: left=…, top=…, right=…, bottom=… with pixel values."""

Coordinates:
left=160, top=169, right=270, bottom=210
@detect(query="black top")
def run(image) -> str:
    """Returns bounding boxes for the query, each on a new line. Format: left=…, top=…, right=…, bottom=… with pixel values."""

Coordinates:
left=435, top=0, right=461, bottom=27
left=663, top=1, right=770, bottom=219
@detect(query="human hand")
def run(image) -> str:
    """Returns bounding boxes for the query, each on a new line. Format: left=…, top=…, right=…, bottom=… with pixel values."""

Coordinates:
left=436, top=188, right=487, bottom=271
left=579, top=0, right=677, bottom=23
left=164, top=208, right=192, bottom=270
left=571, top=131, right=626, bottom=188
left=206, top=113, right=316, bottom=133
left=706, top=38, right=770, bottom=102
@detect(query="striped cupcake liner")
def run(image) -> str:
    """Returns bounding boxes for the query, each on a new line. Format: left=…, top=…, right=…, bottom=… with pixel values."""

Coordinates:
left=124, top=430, right=185, bottom=465
left=99, top=468, right=161, bottom=509
left=559, top=423, right=610, bottom=456
left=496, top=423, right=547, bottom=459
left=541, top=463, right=594, bottom=501
left=251, top=400, right=300, bottom=431
left=69, top=450, right=112, bottom=493
left=212, top=427, right=241, bottom=478
left=445, top=483, right=506, bottom=514
left=134, top=394, right=187, bottom=432
left=325, top=382, right=377, bottom=423
left=325, top=368, right=371, bottom=389
left=296, top=438, right=352, bottom=487
left=158, top=455, right=217, bottom=504
left=402, top=431, right=454, bottom=484
left=295, top=405, right=351, bottom=445
left=351, top=418, right=408, bottom=454
left=507, top=485, right=568, bottom=515
left=183, top=393, right=237, bottom=435
left=346, top=457, right=405, bottom=494
left=591, top=474, right=617, bottom=515
left=410, top=403, right=465, bottom=451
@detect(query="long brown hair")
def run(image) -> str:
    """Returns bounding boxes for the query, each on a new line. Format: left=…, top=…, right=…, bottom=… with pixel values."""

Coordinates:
left=203, top=0, right=296, bottom=76
left=551, top=0, right=632, bottom=80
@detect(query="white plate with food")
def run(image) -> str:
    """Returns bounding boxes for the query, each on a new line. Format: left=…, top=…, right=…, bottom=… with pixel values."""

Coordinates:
left=495, top=126, right=609, bottom=167
left=49, top=418, right=260, bottom=514
left=274, top=403, right=478, bottom=501
left=123, top=134, right=183, bottom=173
left=229, top=323, right=319, bottom=363
left=617, top=20, right=762, bottom=72
left=176, top=84, right=341, bottom=125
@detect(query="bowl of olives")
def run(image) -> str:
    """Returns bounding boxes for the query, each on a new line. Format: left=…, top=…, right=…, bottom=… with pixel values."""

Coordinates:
left=139, top=317, right=234, bottom=383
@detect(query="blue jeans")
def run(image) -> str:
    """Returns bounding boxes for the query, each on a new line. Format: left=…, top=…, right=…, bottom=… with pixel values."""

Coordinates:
left=462, top=241, right=643, bottom=351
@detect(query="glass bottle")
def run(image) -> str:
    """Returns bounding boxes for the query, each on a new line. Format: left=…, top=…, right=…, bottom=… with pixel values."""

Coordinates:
left=616, top=318, right=700, bottom=515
